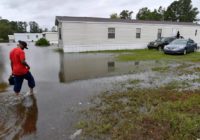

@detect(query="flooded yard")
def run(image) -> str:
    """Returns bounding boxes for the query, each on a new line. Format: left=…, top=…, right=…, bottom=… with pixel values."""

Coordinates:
left=0, top=43, right=200, bottom=139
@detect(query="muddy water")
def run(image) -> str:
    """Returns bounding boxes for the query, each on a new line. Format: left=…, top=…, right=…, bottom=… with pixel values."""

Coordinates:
left=1, top=43, right=200, bottom=140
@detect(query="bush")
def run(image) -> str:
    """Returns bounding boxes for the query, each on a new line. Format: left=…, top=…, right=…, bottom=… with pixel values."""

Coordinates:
left=35, top=38, right=50, bottom=46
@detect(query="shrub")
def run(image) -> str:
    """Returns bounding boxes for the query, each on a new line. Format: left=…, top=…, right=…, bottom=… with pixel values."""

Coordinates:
left=35, top=38, right=50, bottom=46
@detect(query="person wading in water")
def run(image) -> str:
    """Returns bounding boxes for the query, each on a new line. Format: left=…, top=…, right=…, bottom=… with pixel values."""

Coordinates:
left=10, top=40, right=35, bottom=96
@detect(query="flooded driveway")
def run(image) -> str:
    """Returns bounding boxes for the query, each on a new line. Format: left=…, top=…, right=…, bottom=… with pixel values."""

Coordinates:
left=1, top=43, right=200, bottom=140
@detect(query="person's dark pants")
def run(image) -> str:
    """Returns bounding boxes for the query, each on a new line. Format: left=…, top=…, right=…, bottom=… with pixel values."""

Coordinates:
left=14, top=72, right=35, bottom=93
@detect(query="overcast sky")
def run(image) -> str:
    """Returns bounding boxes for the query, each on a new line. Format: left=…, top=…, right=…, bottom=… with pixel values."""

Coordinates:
left=0, top=0, right=199, bottom=29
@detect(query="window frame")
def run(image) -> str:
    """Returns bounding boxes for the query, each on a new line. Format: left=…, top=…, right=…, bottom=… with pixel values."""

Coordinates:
left=136, top=28, right=141, bottom=39
left=108, top=27, right=115, bottom=39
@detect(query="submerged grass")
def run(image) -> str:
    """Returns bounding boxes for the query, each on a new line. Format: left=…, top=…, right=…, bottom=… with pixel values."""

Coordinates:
left=0, top=83, right=8, bottom=92
left=152, top=66, right=170, bottom=72
left=53, top=48, right=63, bottom=53
left=77, top=87, right=200, bottom=140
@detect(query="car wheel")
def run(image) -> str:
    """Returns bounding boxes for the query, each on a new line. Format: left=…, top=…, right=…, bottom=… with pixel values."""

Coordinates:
left=194, top=47, right=197, bottom=52
left=183, top=49, right=187, bottom=55
left=158, top=46, right=162, bottom=51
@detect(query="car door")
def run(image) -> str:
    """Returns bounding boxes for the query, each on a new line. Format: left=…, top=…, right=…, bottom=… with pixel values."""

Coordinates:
left=187, top=40, right=194, bottom=52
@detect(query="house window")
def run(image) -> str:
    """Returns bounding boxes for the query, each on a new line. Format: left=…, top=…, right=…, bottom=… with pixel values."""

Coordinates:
left=59, top=28, right=62, bottom=40
left=43, top=34, right=46, bottom=38
left=36, top=35, right=38, bottom=38
left=157, top=29, right=162, bottom=39
left=195, top=30, right=197, bottom=36
left=27, top=35, right=30, bottom=39
left=108, top=28, right=115, bottom=39
left=136, top=28, right=141, bottom=39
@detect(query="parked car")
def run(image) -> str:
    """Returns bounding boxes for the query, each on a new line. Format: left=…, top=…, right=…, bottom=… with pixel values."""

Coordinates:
left=147, top=37, right=176, bottom=50
left=163, top=39, right=197, bottom=55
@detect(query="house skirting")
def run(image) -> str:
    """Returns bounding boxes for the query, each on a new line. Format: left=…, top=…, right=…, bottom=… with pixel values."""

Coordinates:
left=62, top=43, right=147, bottom=53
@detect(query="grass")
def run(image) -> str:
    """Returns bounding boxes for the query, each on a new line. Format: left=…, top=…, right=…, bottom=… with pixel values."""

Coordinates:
left=152, top=66, right=170, bottom=72
left=77, top=88, right=200, bottom=140
left=117, top=49, right=200, bottom=62
left=53, top=48, right=63, bottom=53
left=81, top=49, right=200, bottom=62
left=80, top=49, right=137, bottom=54
left=0, top=83, right=8, bottom=92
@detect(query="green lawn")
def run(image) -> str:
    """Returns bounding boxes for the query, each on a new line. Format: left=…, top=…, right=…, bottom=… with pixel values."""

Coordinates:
left=81, top=49, right=200, bottom=62
left=117, top=49, right=200, bottom=62
left=77, top=88, right=200, bottom=140
left=76, top=49, right=200, bottom=140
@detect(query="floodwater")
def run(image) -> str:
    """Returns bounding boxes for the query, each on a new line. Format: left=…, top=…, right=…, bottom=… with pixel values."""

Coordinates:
left=1, top=43, right=200, bottom=140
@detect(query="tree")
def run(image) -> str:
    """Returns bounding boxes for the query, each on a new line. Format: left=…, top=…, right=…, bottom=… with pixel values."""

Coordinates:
left=17, top=21, right=27, bottom=33
left=136, top=7, right=151, bottom=20
left=110, top=13, right=119, bottom=19
left=120, top=10, right=133, bottom=19
left=164, top=0, right=199, bottom=22
left=29, top=21, right=40, bottom=33
left=51, top=26, right=57, bottom=32
left=44, top=28, right=48, bottom=32
left=136, top=7, right=165, bottom=21
left=0, top=19, right=12, bottom=41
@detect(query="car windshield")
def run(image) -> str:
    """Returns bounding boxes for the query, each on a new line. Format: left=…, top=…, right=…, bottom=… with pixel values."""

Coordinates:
left=171, top=39, right=187, bottom=45
left=161, top=38, right=170, bottom=42
left=155, top=37, right=163, bottom=41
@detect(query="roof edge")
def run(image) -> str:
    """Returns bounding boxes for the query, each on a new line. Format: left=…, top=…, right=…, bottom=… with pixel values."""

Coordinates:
left=55, top=16, right=200, bottom=26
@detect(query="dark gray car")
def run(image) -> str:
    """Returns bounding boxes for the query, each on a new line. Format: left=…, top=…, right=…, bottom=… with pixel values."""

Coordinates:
left=147, top=37, right=176, bottom=51
left=163, top=39, right=197, bottom=55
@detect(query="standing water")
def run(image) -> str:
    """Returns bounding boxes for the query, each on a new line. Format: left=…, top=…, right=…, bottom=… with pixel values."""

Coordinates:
left=1, top=43, right=200, bottom=140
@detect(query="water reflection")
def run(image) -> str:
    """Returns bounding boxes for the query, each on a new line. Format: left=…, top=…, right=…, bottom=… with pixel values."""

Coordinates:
left=59, top=53, right=116, bottom=83
left=108, top=61, right=115, bottom=72
left=0, top=95, right=38, bottom=140
left=0, top=47, right=4, bottom=83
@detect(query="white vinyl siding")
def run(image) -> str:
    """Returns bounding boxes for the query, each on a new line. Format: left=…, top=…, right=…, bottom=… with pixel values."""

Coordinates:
left=59, top=21, right=200, bottom=52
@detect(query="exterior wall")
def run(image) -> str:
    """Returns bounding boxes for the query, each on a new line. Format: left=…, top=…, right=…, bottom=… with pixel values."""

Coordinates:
left=59, top=21, right=200, bottom=52
left=58, top=23, right=63, bottom=47
left=8, top=35, right=15, bottom=43
left=43, top=32, right=58, bottom=44
left=14, top=33, right=42, bottom=42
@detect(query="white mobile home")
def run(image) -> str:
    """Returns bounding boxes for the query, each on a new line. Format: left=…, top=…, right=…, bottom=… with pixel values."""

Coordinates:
left=14, top=33, right=42, bottom=42
left=42, top=32, right=58, bottom=44
left=8, top=35, right=15, bottom=43
left=55, top=16, right=200, bottom=53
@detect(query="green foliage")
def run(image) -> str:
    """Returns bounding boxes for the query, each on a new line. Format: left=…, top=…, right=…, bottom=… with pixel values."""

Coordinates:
left=29, top=21, right=42, bottom=33
left=35, top=38, right=50, bottom=46
left=164, top=0, right=199, bottom=22
left=120, top=10, right=133, bottom=19
left=0, top=19, right=27, bottom=42
left=110, top=13, right=119, bottom=19
left=110, top=10, right=133, bottom=20
left=136, top=7, right=165, bottom=21
left=136, top=0, right=199, bottom=22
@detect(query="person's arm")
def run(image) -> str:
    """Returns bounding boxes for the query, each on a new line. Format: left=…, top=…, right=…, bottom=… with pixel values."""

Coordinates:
left=10, top=61, right=13, bottom=71
left=21, top=59, right=30, bottom=69
left=10, top=52, right=13, bottom=73
left=20, top=51, right=30, bottom=69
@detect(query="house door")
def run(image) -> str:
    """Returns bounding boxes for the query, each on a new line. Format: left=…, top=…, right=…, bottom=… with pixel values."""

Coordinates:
left=172, top=28, right=178, bottom=36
